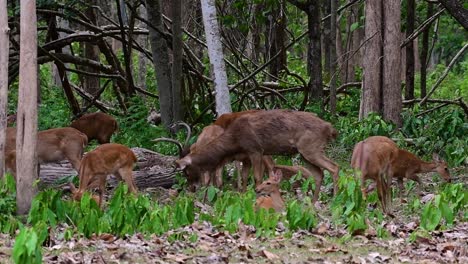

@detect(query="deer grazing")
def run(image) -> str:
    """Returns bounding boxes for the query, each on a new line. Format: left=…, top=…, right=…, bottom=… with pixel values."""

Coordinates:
left=69, top=143, right=138, bottom=207
left=70, top=112, right=118, bottom=144
left=255, top=170, right=285, bottom=212
left=5, top=127, right=88, bottom=176
left=176, top=109, right=339, bottom=202
left=351, top=136, right=398, bottom=214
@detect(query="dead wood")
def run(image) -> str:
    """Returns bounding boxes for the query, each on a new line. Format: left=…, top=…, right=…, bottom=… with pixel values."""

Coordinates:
left=38, top=147, right=177, bottom=190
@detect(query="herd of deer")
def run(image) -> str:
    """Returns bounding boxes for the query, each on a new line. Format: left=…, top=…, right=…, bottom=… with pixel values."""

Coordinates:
left=3, top=109, right=451, bottom=214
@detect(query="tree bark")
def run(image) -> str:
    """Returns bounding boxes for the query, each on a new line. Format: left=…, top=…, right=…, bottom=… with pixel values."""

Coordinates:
left=306, top=2, right=323, bottom=101
left=17, top=0, right=39, bottom=215
left=0, top=0, right=9, bottom=176
left=382, top=0, right=402, bottom=126
left=438, top=0, right=468, bottom=30
left=329, top=0, right=337, bottom=114
left=405, top=0, right=415, bottom=100
left=420, top=3, right=434, bottom=99
left=322, top=0, right=331, bottom=79
left=145, top=0, right=174, bottom=126
left=116, top=0, right=136, bottom=96
left=200, top=0, right=232, bottom=115
left=360, top=0, right=382, bottom=119
left=171, top=0, right=184, bottom=122
left=268, top=0, right=287, bottom=78
left=84, top=1, right=101, bottom=97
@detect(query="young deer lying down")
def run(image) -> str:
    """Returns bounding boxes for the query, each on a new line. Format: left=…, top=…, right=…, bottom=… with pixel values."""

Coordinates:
left=356, top=136, right=451, bottom=196
left=255, top=170, right=285, bottom=212
left=5, top=127, right=88, bottom=176
left=176, top=109, right=339, bottom=202
left=69, top=143, right=138, bottom=207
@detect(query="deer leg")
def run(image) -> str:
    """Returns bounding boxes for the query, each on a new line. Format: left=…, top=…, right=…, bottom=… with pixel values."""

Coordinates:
left=397, top=177, right=404, bottom=197
left=299, top=148, right=340, bottom=196
left=117, top=168, right=138, bottom=194
left=361, top=175, right=368, bottom=200
left=262, top=156, right=275, bottom=178
left=249, top=153, right=265, bottom=186
left=303, top=162, right=324, bottom=202
left=234, top=161, right=243, bottom=191
left=214, top=166, right=223, bottom=188
left=240, top=159, right=251, bottom=192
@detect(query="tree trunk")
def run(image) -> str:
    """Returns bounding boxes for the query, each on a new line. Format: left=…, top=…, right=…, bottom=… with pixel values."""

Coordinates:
left=200, top=0, right=232, bottom=115
left=116, top=0, right=136, bottom=96
left=382, top=0, right=402, bottom=126
left=329, top=0, right=337, bottom=114
left=0, top=0, right=8, bottom=176
left=84, top=1, right=101, bottom=97
left=322, top=0, right=331, bottom=80
left=405, top=0, right=415, bottom=100
left=145, top=0, right=174, bottom=126
left=420, top=3, right=434, bottom=99
left=268, top=0, right=287, bottom=78
left=306, top=3, right=323, bottom=101
left=17, top=0, right=39, bottom=215
left=360, top=0, right=382, bottom=119
left=171, top=0, right=184, bottom=122
left=438, top=0, right=468, bottom=30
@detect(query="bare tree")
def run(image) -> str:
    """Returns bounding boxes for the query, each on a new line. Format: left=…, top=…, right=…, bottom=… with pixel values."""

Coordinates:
left=145, top=0, right=174, bottom=126
left=200, top=0, right=232, bottom=115
left=360, top=0, right=382, bottom=119
left=84, top=0, right=101, bottom=97
left=17, top=0, right=39, bottom=215
left=405, top=0, right=415, bottom=100
left=329, top=0, right=337, bottom=114
left=420, top=3, right=434, bottom=99
left=0, top=0, right=9, bottom=176
left=172, top=0, right=184, bottom=122
left=288, top=0, right=323, bottom=103
left=382, top=0, right=402, bottom=126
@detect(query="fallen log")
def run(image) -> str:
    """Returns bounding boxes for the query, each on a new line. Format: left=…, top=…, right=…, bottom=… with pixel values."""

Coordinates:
left=38, top=147, right=178, bottom=190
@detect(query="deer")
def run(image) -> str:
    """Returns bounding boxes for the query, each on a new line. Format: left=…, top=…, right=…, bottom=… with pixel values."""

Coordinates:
left=5, top=127, right=88, bottom=176
left=176, top=109, right=340, bottom=203
left=255, top=169, right=285, bottom=212
left=68, top=143, right=138, bottom=207
left=355, top=136, right=451, bottom=196
left=70, top=112, right=118, bottom=144
left=7, top=114, right=16, bottom=126
left=351, top=136, right=398, bottom=214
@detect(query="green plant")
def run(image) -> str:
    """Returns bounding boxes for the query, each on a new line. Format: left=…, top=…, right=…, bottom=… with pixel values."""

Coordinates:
left=12, top=226, right=45, bottom=264
left=286, top=198, right=317, bottom=231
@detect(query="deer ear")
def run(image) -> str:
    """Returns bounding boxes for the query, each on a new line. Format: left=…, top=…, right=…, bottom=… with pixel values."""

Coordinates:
left=175, top=157, right=191, bottom=170
left=272, top=169, right=282, bottom=183
left=432, top=153, right=441, bottom=162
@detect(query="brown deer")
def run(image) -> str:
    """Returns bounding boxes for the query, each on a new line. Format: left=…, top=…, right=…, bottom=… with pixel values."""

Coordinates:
left=70, top=112, right=118, bottom=144
left=356, top=136, right=451, bottom=196
left=5, top=127, right=88, bottom=176
left=176, top=109, right=339, bottom=202
left=69, top=143, right=138, bottom=207
left=351, top=136, right=398, bottom=214
left=255, top=170, right=285, bottom=212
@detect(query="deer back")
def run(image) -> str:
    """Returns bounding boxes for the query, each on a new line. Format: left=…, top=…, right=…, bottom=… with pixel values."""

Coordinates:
left=37, top=127, right=88, bottom=163
left=70, top=112, right=118, bottom=144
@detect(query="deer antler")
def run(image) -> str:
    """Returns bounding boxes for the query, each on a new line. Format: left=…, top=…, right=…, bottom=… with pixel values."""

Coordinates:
left=152, top=137, right=184, bottom=157
left=170, top=121, right=192, bottom=148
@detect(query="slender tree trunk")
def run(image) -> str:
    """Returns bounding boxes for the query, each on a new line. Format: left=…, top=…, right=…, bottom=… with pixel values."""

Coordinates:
left=360, top=0, right=382, bottom=119
left=405, top=0, right=415, bottom=100
left=172, top=0, right=184, bottom=122
left=116, top=0, right=136, bottom=96
left=145, top=0, right=174, bottom=126
left=322, top=0, right=331, bottom=79
left=268, top=0, right=287, bottom=78
left=420, top=3, right=434, bottom=99
left=17, top=0, right=39, bottom=215
left=382, top=0, right=402, bottom=126
left=0, top=0, right=9, bottom=176
left=200, top=0, right=232, bottom=115
left=329, top=0, right=337, bottom=114
left=306, top=3, right=323, bottom=101
left=84, top=1, right=101, bottom=96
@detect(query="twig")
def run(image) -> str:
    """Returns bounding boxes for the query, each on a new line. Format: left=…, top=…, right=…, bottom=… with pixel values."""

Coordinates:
left=400, top=6, right=444, bottom=48
left=419, top=43, right=468, bottom=105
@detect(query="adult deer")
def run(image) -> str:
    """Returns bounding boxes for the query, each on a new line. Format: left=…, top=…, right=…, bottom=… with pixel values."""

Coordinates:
left=255, top=170, right=285, bottom=212
left=69, top=143, right=138, bottom=207
left=354, top=136, right=451, bottom=195
left=176, top=109, right=339, bottom=202
left=5, top=127, right=88, bottom=176
left=70, top=112, right=118, bottom=144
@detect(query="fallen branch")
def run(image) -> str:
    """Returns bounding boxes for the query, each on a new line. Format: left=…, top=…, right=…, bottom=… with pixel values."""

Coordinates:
left=404, top=97, right=468, bottom=116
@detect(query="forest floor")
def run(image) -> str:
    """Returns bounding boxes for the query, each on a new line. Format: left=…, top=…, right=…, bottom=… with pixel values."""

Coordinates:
left=0, top=165, right=466, bottom=263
